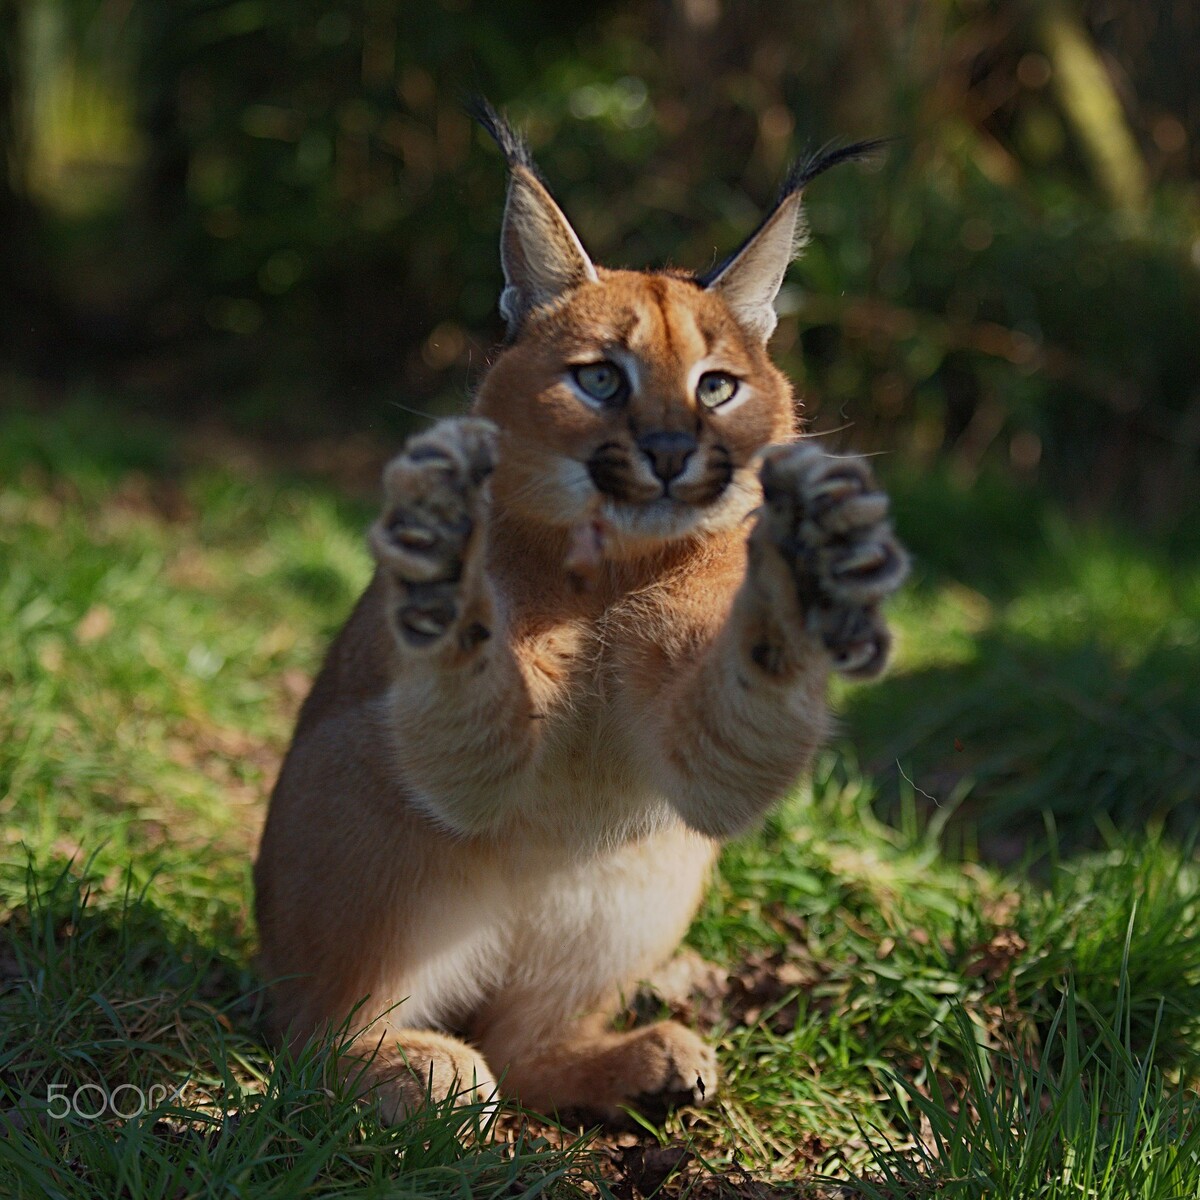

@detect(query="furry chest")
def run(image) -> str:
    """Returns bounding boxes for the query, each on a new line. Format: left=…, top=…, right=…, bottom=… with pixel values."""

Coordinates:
left=524, top=687, right=672, bottom=849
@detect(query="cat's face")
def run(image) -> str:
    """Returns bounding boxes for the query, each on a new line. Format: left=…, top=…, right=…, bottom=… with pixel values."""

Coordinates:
left=465, top=103, right=873, bottom=552
left=476, top=268, right=794, bottom=545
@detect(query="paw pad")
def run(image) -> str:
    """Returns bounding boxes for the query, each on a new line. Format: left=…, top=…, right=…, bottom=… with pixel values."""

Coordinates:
left=759, top=442, right=908, bottom=677
left=370, top=418, right=498, bottom=648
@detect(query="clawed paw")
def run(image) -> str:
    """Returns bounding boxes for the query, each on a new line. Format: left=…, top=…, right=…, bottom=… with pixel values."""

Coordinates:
left=758, top=443, right=908, bottom=678
left=369, top=418, right=498, bottom=648
left=622, top=1022, right=718, bottom=1121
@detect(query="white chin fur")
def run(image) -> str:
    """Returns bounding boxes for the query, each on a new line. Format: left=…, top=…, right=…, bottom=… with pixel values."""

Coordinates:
left=603, top=498, right=705, bottom=541
left=526, top=459, right=761, bottom=550
left=601, top=471, right=761, bottom=548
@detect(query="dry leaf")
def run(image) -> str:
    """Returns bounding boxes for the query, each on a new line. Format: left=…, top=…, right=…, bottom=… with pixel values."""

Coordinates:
left=75, top=605, right=113, bottom=644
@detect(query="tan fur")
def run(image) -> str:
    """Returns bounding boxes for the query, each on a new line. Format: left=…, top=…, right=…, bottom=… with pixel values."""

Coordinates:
left=255, top=118, right=907, bottom=1123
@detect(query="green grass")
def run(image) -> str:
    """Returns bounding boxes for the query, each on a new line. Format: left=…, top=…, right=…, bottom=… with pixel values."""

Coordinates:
left=845, top=946, right=1200, bottom=1198
left=847, top=467, right=1200, bottom=850
left=2, top=396, right=1199, bottom=1197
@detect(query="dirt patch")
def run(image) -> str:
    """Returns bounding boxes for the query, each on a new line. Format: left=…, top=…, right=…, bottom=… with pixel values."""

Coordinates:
left=493, top=1110, right=826, bottom=1199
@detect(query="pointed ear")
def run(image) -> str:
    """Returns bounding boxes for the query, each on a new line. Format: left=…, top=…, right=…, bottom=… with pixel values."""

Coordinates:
left=467, top=97, right=597, bottom=335
left=702, top=191, right=805, bottom=342
left=701, top=139, right=887, bottom=342
left=498, top=165, right=598, bottom=332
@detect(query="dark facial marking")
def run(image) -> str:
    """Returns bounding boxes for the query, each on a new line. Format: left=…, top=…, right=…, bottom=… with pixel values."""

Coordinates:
left=650, top=277, right=678, bottom=360
left=587, top=440, right=633, bottom=498
left=673, top=442, right=733, bottom=506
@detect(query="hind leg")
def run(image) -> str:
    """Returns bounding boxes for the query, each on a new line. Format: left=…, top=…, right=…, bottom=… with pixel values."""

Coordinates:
left=338, top=1029, right=496, bottom=1123
left=478, top=1004, right=715, bottom=1121
left=473, top=826, right=719, bottom=1121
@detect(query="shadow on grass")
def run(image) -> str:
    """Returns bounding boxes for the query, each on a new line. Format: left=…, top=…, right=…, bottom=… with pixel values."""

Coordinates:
left=885, top=465, right=1200, bottom=599
left=853, top=465, right=1200, bottom=854
left=0, top=856, right=671, bottom=1197
left=0, top=857, right=261, bottom=1109
left=845, top=629, right=1200, bottom=855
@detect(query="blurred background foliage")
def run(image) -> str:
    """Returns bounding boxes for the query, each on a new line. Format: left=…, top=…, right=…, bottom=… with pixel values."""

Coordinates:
left=2, top=0, right=1198, bottom=522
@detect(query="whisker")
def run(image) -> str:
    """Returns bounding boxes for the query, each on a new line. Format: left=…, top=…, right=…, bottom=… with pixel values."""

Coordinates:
left=799, top=422, right=856, bottom=440
left=386, top=400, right=459, bottom=423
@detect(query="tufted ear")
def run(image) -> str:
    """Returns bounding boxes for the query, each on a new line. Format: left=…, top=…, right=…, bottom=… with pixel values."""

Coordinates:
left=498, top=166, right=597, bottom=331
left=700, top=140, right=885, bottom=343
left=469, top=98, right=597, bottom=335
left=702, top=190, right=806, bottom=343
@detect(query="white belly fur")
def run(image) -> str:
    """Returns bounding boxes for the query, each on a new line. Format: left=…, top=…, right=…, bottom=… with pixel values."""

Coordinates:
left=378, top=648, right=716, bottom=1042
left=379, top=817, right=716, bottom=1043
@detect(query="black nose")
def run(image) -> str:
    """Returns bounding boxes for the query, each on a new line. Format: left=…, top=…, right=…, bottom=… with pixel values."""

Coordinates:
left=637, top=431, right=697, bottom=484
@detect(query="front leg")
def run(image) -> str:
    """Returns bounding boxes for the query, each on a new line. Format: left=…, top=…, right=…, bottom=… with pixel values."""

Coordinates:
left=368, top=418, right=540, bottom=834
left=646, top=443, right=909, bottom=837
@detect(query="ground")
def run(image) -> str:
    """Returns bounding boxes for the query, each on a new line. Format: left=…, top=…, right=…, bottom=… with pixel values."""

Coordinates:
left=1, top=395, right=1199, bottom=1198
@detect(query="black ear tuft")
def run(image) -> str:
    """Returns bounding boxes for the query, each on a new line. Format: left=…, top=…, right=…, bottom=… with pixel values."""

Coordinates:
left=777, top=137, right=891, bottom=201
left=467, top=96, right=597, bottom=335
left=465, top=96, right=541, bottom=178
left=697, top=137, right=890, bottom=290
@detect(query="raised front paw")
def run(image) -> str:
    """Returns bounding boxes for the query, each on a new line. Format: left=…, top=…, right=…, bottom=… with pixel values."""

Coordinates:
left=369, top=418, right=498, bottom=649
left=756, top=442, right=908, bottom=678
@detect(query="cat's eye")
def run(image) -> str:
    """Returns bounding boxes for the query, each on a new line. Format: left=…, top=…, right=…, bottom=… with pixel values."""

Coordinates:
left=696, top=372, right=738, bottom=409
left=572, top=361, right=625, bottom=404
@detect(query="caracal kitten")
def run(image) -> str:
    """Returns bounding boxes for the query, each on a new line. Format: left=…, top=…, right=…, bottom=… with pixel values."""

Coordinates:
left=254, top=103, right=908, bottom=1123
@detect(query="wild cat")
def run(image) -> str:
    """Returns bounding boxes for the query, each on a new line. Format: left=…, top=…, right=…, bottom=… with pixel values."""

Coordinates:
left=254, top=102, right=908, bottom=1123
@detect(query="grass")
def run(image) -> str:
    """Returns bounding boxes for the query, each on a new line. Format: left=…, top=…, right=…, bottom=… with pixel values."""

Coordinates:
left=850, top=468, right=1200, bottom=851
left=848, top=978, right=1200, bottom=1199
left=1, top=393, right=1199, bottom=1197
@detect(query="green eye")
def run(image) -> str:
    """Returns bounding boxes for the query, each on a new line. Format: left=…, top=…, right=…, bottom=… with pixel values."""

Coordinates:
left=697, top=372, right=738, bottom=409
left=573, top=361, right=625, bottom=403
